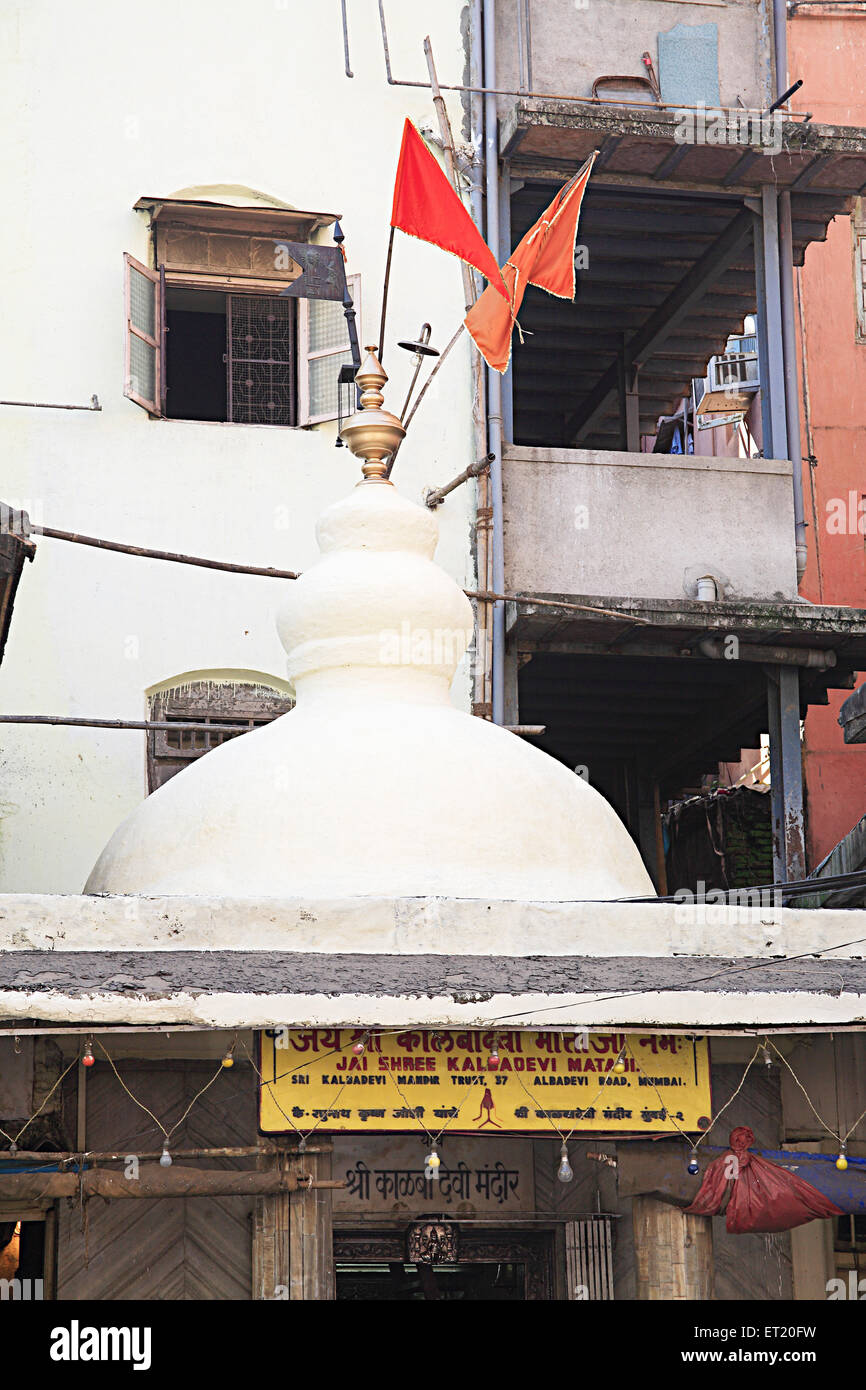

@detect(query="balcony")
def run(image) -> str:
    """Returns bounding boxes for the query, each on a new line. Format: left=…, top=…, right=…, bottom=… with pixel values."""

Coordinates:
left=503, top=443, right=797, bottom=603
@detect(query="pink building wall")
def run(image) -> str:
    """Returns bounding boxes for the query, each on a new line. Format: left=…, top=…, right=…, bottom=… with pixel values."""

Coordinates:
left=790, top=14, right=866, bottom=866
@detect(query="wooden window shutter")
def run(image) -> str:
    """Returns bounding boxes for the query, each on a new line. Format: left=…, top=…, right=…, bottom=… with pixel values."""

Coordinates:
left=298, top=273, right=360, bottom=426
left=124, top=253, right=164, bottom=415
left=565, top=1217, right=615, bottom=1300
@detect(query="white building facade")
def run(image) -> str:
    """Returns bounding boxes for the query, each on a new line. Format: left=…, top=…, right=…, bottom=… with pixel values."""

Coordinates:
left=0, top=0, right=479, bottom=893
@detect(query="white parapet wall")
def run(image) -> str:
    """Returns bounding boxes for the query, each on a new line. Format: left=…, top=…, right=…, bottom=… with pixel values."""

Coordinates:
left=503, top=445, right=798, bottom=602
left=1, top=892, right=864, bottom=959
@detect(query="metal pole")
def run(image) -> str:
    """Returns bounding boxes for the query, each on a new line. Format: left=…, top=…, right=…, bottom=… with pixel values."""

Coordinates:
left=772, top=0, right=789, bottom=99
left=377, top=226, right=395, bottom=363
left=470, top=0, right=492, bottom=718
left=500, top=161, right=515, bottom=442
left=752, top=213, right=774, bottom=453
left=779, top=192, right=808, bottom=580
left=779, top=664, right=807, bottom=880
left=760, top=186, right=789, bottom=460
left=30, top=525, right=299, bottom=580
left=766, top=668, right=786, bottom=886
left=484, top=0, right=506, bottom=725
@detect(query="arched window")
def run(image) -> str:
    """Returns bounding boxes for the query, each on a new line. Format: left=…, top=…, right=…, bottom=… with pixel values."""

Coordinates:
left=146, top=676, right=293, bottom=792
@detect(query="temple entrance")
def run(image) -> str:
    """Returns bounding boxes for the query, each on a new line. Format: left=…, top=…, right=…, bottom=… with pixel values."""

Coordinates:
left=334, top=1228, right=555, bottom=1301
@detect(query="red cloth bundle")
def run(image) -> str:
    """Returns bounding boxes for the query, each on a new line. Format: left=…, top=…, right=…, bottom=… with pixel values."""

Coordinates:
left=686, top=1127, right=843, bottom=1233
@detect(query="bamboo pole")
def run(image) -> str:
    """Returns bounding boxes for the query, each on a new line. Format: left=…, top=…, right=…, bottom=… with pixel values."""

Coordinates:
left=8, top=1145, right=324, bottom=1163
left=0, top=1168, right=345, bottom=1200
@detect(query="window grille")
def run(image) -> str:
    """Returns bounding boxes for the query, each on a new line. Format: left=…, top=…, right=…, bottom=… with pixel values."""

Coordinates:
left=564, top=1217, right=615, bottom=1300
left=227, top=294, right=296, bottom=426
left=147, top=681, right=293, bottom=792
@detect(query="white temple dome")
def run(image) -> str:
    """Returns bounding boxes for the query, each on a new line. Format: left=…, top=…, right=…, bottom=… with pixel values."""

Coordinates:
left=86, top=359, right=653, bottom=902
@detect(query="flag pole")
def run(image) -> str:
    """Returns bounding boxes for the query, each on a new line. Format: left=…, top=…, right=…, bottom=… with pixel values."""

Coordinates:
left=385, top=323, right=465, bottom=478
left=377, top=226, right=395, bottom=364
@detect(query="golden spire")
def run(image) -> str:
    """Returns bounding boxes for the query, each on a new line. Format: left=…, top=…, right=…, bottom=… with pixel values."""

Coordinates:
left=338, top=346, right=406, bottom=483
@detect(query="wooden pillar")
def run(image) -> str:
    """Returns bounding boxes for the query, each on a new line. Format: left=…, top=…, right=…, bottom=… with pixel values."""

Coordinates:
left=633, top=1197, right=714, bottom=1300
left=253, top=1143, right=335, bottom=1301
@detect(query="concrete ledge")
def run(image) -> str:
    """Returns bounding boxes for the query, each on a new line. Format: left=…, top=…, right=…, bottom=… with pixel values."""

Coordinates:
left=2, top=893, right=866, bottom=959
left=0, top=977, right=863, bottom=1031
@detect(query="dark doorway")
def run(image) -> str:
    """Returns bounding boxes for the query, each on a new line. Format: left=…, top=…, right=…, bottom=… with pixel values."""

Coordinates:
left=165, top=288, right=228, bottom=422
left=336, top=1259, right=526, bottom=1301
left=334, top=1228, right=554, bottom=1300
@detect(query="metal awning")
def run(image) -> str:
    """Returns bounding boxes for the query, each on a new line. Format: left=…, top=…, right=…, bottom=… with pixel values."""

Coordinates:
left=514, top=596, right=866, bottom=795
left=503, top=105, right=866, bottom=449
left=133, top=193, right=340, bottom=238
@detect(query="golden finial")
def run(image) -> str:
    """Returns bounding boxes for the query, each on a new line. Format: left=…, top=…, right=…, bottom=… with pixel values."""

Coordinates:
left=338, top=346, right=406, bottom=483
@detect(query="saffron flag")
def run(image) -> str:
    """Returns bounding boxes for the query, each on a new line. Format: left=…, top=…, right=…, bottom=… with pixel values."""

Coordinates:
left=391, top=118, right=508, bottom=300
left=465, top=152, right=596, bottom=373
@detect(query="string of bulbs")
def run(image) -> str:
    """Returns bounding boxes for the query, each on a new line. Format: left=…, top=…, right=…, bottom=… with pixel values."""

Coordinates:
left=2, top=1028, right=864, bottom=1190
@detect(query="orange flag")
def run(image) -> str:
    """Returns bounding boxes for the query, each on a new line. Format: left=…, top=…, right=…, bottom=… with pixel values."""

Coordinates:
left=391, top=119, right=508, bottom=300
left=465, top=152, right=596, bottom=373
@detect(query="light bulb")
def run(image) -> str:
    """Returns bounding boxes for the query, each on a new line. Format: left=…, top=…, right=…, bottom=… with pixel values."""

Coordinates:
left=159, top=1143, right=172, bottom=1167
left=352, top=1037, right=366, bottom=1056
left=762, top=1045, right=772, bottom=1069
left=9, top=1141, right=18, bottom=1155
left=425, top=1148, right=441, bottom=1181
left=836, top=1145, right=848, bottom=1172
left=488, top=1046, right=500, bottom=1069
left=687, top=1151, right=700, bottom=1176
left=613, top=1052, right=626, bottom=1074
left=221, top=1048, right=234, bottom=1068
left=557, top=1142, right=573, bottom=1184
left=82, top=1041, right=95, bottom=1068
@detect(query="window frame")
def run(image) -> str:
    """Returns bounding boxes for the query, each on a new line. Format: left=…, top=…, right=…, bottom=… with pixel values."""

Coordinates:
left=298, top=273, right=361, bottom=427
left=123, top=253, right=164, bottom=416
left=147, top=680, right=294, bottom=792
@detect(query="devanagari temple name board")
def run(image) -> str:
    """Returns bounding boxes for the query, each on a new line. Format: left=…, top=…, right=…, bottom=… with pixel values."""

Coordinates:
left=259, top=1030, right=711, bottom=1135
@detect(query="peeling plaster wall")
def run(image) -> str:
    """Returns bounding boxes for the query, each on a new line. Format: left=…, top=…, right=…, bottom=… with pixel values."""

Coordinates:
left=0, top=0, right=477, bottom=895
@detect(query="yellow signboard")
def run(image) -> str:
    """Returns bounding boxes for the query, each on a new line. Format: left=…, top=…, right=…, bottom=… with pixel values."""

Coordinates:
left=258, top=1029, right=712, bottom=1135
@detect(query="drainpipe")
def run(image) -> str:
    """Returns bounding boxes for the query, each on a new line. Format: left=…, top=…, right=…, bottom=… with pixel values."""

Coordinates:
left=469, top=0, right=493, bottom=717
left=483, top=0, right=506, bottom=724
left=773, top=0, right=808, bottom=581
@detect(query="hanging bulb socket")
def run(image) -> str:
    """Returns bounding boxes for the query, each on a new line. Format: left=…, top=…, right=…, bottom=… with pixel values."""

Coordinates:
left=488, top=1045, right=500, bottom=1070
left=557, top=1141, right=573, bottom=1184
left=836, top=1144, right=848, bottom=1172
left=298, top=1136, right=307, bottom=1154
left=9, top=1140, right=18, bottom=1155
left=687, top=1150, right=700, bottom=1176
left=424, top=1147, right=441, bottom=1181
left=613, top=1051, right=626, bottom=1074
left=221, top=1047, right=235, bottom=1069
left=762, top=1044, right=773, bottom=1069
left=159, top=1142, right=172, bottom=1168
left=82, top=1040, right=95, bottom=1068
left=352, top=1035, right=367, bottom=1056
